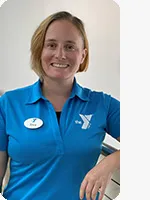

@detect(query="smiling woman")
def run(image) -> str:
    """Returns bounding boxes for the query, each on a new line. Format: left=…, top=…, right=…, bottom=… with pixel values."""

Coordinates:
left=0, top=11, right=120, bottom=200
left=40, top=20, right=87, bottom=81
left=30, top=11, right=89, bottom=80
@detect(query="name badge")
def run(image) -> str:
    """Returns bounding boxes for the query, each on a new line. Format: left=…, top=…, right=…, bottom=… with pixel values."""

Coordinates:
left=24, top=118, right=43, bottom=129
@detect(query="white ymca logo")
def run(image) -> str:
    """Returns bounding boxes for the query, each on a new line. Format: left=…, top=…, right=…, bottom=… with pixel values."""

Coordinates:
left=78, top=114, right=93, bottom=129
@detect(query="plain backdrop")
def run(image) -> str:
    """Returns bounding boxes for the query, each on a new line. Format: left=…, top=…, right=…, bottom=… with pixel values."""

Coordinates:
left=0, top=0, right=120, bottom=148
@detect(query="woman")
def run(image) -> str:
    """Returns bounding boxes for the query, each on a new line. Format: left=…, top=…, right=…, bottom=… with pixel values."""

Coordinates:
left=0, top=11, right=120, bottom=200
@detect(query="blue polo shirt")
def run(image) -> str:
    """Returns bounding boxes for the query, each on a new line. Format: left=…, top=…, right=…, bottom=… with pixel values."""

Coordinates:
left=0, top=79, right=120, bottom=200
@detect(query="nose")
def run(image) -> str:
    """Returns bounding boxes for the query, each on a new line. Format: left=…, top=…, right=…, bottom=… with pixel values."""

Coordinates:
left=55, top=46, right=66, bottom=60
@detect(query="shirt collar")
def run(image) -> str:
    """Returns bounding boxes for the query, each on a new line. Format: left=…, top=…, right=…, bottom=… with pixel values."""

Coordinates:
left=69, top=78, right=90, bottom=101
left=26, top=78, right=90, bottom=105
left=26, top=80, right=45, bottom=104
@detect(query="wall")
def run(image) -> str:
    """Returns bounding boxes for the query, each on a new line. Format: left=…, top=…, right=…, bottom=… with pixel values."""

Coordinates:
left=0, top=0, right=120, bottom=147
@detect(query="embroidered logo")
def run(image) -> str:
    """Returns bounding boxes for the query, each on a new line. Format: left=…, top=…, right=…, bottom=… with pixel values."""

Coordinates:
left=79, top=114, right=93, bottom=129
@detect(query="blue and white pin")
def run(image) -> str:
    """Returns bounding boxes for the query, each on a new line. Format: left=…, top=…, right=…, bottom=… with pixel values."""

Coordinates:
left=24, top=118, right=43, bottom=129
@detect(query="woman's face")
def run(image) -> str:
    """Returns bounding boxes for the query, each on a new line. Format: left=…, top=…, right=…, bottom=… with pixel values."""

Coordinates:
left=41, top=20, right=87, bottom=81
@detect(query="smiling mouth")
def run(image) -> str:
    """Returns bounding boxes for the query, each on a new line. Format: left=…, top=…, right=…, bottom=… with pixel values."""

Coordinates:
left=51, top=63, right=69, bottom=68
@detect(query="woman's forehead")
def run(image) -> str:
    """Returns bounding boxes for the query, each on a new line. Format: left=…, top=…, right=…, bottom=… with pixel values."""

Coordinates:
left=45, top=20, right=82, bottom=41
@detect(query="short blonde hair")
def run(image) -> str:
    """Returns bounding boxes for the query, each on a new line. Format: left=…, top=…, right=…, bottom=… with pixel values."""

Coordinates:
left=30, top=11, right=89, bottom=78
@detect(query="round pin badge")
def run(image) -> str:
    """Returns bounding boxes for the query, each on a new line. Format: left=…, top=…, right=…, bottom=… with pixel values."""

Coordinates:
left=24, top=118, right=43, bottom=129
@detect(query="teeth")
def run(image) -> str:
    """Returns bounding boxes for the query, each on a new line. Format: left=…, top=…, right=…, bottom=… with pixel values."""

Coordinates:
left=52, top=63, right=68, bottom=68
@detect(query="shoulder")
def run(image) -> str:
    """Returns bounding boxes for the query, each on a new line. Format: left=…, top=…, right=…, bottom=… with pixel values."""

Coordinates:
left=93, top=91, right=119, bottom=109
left=0, top=81, right=37, bottom=104
left=82, top=86, right=115, bottom=104
left=81, top=85, right=120, bottom=112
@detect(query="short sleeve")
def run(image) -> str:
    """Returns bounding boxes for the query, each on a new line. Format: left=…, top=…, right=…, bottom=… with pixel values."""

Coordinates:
left=0, top=96, right=8, bottom=151
left=105, top=96, right=120, bottom=139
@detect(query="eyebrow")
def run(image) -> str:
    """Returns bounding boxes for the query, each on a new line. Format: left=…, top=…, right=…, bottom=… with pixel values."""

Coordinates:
left=65, top=40, right=76, bottom=45
left=45, top=39, right=76, bottom=44
left=45, top=39, right=56, bottom=42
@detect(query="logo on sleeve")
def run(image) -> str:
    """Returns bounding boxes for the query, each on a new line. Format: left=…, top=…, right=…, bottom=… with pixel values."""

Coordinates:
left=78, top=114, right=93, bottom=129
left=24, top=118, right=43, bottom=129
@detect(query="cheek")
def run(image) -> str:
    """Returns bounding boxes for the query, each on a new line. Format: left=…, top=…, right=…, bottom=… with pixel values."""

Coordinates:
left=69, top=52, right=82, bottom=64
left=41, top=51, right=52, bottom=65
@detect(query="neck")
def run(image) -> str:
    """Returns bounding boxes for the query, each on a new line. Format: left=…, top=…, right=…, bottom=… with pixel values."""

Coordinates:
left=41, top=77, right=74, bottom=99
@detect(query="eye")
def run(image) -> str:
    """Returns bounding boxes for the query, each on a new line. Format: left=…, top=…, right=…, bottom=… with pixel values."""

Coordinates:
left=46, top=43, right=57, bottom=49
left=65, top=44, right=75, bottom=51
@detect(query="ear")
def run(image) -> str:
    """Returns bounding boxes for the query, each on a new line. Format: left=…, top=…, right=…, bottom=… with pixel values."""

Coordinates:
left=80, top=48, right=87, bottom=64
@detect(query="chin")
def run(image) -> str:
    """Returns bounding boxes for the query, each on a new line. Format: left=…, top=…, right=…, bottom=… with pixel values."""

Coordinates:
left=47, top=74, right=67, bottom=80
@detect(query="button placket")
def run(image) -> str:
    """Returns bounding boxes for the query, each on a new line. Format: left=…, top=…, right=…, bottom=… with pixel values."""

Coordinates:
left=46, top=101, right=64, bottom=155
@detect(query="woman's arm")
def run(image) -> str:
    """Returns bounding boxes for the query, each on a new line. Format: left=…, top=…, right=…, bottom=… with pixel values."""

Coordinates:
left=80, top=142, right=120, bottom=200
left=0, top=151, right=8, bottom=193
